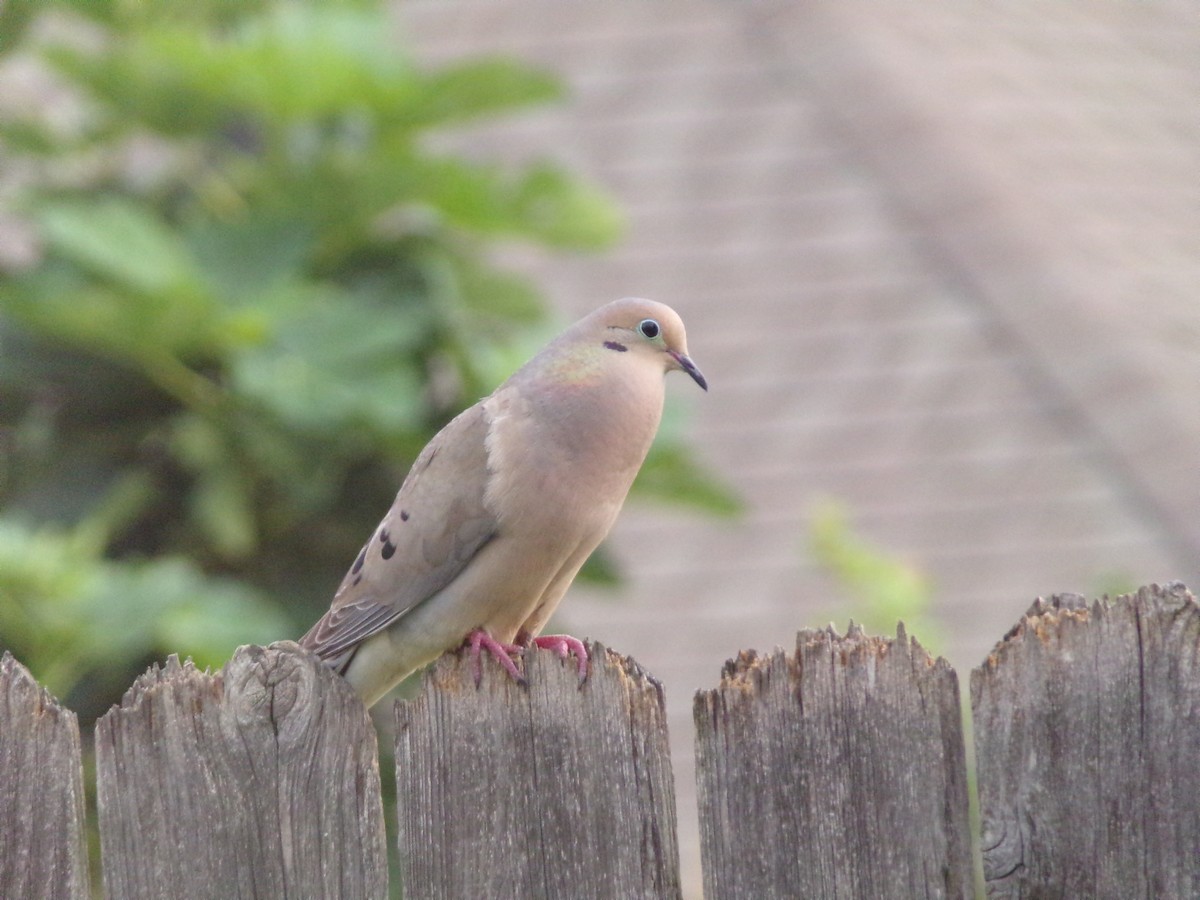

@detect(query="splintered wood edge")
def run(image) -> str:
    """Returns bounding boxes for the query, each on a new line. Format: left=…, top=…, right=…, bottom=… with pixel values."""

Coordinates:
left=977, top=581, right=1197, bottom=674
left=101, top=642, right=350, bottom=720
left=104, top=653, right=217, bottom=717
left=695, top=621, right=949, bottom=708
left=1, top=650, right=77, bottom=723
left=795, top=620, right=941, bottom=668
left=589, top=641, right=668, bottom=705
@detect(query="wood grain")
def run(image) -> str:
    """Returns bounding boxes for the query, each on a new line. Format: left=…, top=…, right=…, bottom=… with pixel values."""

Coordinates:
left=95, top=642, right=386, bottom=900
left=972, top=582, right=1200, bottom=898
left=394, top=642, right=681, bottom=899
left=694, top=624, right=973, bottom=899
left=0, top=652, right=89, bottom=899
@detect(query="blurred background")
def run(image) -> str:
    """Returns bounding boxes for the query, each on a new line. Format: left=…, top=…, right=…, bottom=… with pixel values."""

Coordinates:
left=2, top=1, right=1198, bottom=896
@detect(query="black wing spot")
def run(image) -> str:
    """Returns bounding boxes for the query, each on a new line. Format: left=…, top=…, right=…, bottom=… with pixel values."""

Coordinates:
left=382, top=539, right=397, bottom=560
left=351, top=546, right=367, bottom=575
left=400, top=510, right=410, bottom=522
left=379, top=528, right=390, bottom=544
left=604, top=340, right=628, bottom=352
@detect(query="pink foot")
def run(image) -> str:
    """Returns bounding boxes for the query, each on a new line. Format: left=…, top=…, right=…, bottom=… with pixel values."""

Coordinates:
left=466, top=628, right=525, bottom=686
left=531, top=634, right=590, bottom=681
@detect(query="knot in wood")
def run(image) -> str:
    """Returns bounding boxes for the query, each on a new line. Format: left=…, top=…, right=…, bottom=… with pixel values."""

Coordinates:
left=224, top=643, right=317, bottom=738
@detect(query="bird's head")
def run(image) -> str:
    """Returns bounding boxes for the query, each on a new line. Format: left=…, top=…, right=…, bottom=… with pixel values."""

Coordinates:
left=593, top=297, right=707, bottom=391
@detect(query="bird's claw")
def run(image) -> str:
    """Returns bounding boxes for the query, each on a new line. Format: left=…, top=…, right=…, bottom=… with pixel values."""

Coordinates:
left=466, top=628, right=526, bottom=687
left=464, top=630, right=590, bottom=687
left=531, top=634, right=590, bottom=682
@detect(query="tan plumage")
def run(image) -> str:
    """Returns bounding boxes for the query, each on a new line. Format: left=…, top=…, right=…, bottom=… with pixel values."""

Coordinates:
left=299, top=297, right=706, bottom=706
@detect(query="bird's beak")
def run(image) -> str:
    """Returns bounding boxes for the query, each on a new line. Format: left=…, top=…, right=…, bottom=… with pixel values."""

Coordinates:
left=670, top=350, right=708, bottom=391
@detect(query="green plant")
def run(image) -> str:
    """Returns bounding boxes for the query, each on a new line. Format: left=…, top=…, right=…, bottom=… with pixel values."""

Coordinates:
left=808, top=498, right=942, bottom=648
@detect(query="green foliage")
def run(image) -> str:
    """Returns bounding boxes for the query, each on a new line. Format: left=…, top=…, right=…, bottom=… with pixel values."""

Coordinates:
left=808, top=498, right=942, bottom=649
left=0, top=0, right=730, bottom=710
left=0, top=517, right=289, bottom=697
left=637, top=442, right=742, bottom=516
left=634, top=399, right=741, bottom=516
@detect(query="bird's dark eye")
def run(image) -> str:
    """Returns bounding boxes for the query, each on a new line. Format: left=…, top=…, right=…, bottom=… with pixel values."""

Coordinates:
left=637, top=318, right=661, bottom=339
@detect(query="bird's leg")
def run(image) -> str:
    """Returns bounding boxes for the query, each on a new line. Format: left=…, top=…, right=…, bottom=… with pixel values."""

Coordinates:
left=465, top=628, right=526, bottom=686
left=524, top=632, right=590, bottom=681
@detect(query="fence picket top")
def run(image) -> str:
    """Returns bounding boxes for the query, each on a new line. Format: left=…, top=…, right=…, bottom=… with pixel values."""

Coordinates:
left=971, top=582, right=1199, bottom=697
left=975, top=591, right=1094, bottom=672
left=394, top=641, right=682, bottom=900
left=102, top=641, right=366, bottom=735
left=107, top=652, right=218, bottom=715
left=95, top=641, right=387, bottom=900
left=2, top=651, right=70, bottom=716
left=0, top=652, right=90, bottom=899
left=697, top=621, right=954, bottom=715
left=0, top=652, right=83, bottom=739
left=971, top=581, right=1200, bottom=899
left=694, top=623, right=973, bottom=900
left=413, top=637, right=666, bottom=702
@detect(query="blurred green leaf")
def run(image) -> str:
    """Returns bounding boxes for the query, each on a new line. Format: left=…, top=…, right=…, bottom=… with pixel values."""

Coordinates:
left=190, top=463, right=258, bottom=559
left=578, top=545, right=621, bottom=586
left=809, top=498, right=942, bottom=648
left=0, top=118, right=60, bottom=154
left=96, top=558, right=289, bottom=669
left=0, top=517, right=288, bottom=696
left=231, top=282, right=427, bottom=435
left=454, top=260, right=545, bottom=323
left=634, top=441, right=742, bottom=516
left=410, top=156, right=623, bottom=248
left=510, top=163, right=624, bottom=248
left=184, top=212, right=316, bottom=299
left=0, top=2, right=38, bottom=54
left=38, top=198, right=201, bottom=295
left=406, top=57, right=564, bottom=127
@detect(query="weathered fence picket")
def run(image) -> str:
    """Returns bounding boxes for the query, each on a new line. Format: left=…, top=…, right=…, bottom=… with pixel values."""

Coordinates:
left=94, top=643, right=386, bottom=900
left=0, top=583, right=1197, bottom=898
left=394, top=642, right=681, bottom=899
left=972, top=583, right=1200, bottom=899
left=0, top=653, right=89, bottom=899
left=693, top=624, right=973, bottom=899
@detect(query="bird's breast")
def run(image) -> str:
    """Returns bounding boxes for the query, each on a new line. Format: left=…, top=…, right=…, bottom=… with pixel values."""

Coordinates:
left=482, top=377, right=662, bottom=539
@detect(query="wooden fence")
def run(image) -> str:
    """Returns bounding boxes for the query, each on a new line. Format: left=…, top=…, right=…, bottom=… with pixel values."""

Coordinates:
left=2, top=582, right=1198, bottom=898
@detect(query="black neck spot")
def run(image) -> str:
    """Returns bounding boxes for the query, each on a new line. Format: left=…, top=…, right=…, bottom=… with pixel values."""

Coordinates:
left=604, top=340, right=628, bottom=352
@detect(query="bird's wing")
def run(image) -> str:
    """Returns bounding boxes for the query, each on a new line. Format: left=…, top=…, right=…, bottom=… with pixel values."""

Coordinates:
left=299, top=402, right=498, bottom=664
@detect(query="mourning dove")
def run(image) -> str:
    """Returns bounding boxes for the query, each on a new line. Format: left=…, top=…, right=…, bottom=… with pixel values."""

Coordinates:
left=299, top=297, right=706, bottom=706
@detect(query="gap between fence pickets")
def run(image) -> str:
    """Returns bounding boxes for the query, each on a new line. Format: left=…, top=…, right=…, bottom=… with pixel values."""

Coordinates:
left=0, top=581, right=1197, bottom=899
